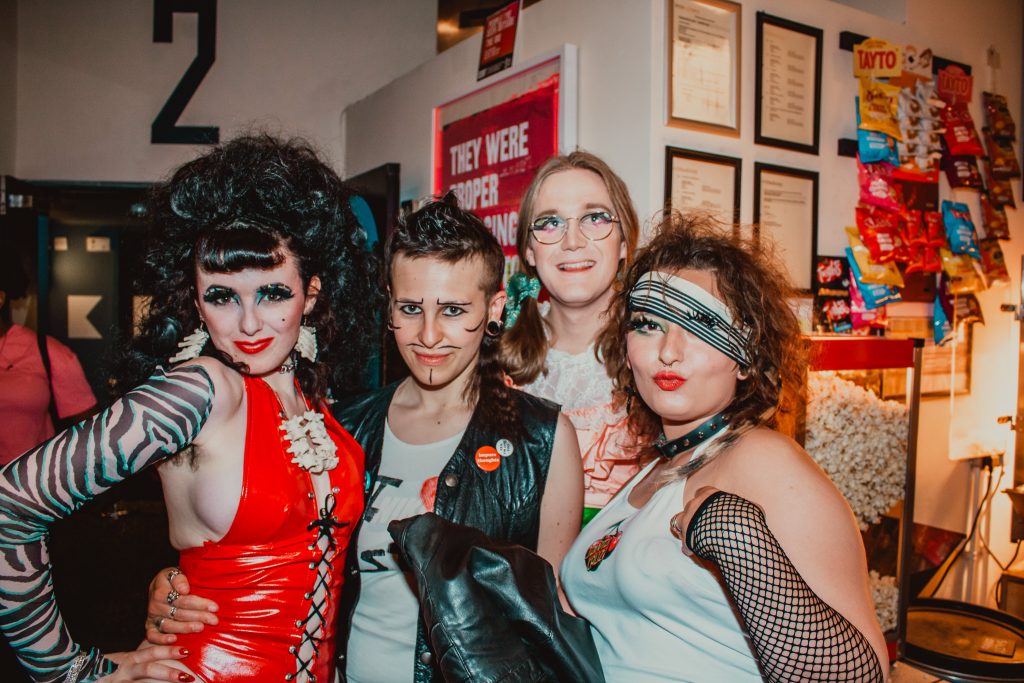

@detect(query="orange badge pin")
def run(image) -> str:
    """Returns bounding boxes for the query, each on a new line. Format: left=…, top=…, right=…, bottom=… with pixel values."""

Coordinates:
left=475, top=445, right=501, bottom=472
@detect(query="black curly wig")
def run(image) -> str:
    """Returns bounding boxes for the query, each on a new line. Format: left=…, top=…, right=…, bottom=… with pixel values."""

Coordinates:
left=113, top=134, right=380, bottom=405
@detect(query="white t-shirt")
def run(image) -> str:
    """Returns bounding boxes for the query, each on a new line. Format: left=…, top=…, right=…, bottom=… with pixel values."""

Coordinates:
left=345, top=421, right=464, bottom=683
left=560, top=439, right=762, bottom=682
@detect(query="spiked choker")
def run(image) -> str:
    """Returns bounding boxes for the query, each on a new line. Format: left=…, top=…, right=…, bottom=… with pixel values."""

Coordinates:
left=654, top=412, right=728, bottom=460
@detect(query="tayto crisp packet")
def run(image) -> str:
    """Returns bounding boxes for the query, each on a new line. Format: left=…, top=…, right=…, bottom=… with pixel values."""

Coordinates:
left=983, top=92, right=1016, bottom=141
left=982, top=158, right=1016, bottom=208
left=849, top=276, right=887, bottom=330
left=955, top=292, right=984, bottom=327
left=859, top=78, right=902, bottom=139
left=846, top=247, right=901, bottom=309
left=984, top=128, right=1021, bottom=178
left=903, top=209, right=927, bottom=246
left=942, top=154, right=983, bottom=189
left=941, top=200, right=981, bottom=259
left=940, top=104, right=985, bottom=156
left=857, top=97, right=900, bottom=165
left=858, top=158, right=902, bottom=211
left=939, top=248, right=984, bottom=293
left=923, top=211, right=947, bottom=248
left=856, top=205, right=908, bottom=263
left=814, top=256, right=850, bottom=296
left=933, top=284, right=954, bottom=346
left=979, top=193, right=1010, bottom=240
left=978, top=238, right=1010, bottom=285
left=845, top=227, right=905, bottom=287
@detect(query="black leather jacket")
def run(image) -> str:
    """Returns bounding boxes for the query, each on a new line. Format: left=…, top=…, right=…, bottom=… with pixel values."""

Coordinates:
left=333, top=381, right=560, bottom=682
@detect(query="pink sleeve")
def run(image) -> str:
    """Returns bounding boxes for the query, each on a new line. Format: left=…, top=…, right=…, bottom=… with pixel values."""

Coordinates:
left=44, top=337, right=97, bottom=418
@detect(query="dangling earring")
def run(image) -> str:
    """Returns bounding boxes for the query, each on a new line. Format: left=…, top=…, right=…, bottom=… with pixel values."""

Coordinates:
left=485, top=320, right=503, bottom=337
left=295, top=319, right=318, bottom=361
left=170, top=323, right=209, bottom=363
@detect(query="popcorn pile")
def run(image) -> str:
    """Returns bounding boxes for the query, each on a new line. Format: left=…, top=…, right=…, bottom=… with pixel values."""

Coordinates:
left=805, top=371, right=908, bottom=529
left=869, top=570, right=899, bottom=633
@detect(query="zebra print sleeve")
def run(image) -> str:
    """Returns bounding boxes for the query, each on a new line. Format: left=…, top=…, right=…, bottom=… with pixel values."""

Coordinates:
left=0, top=365, right=214, bottom=683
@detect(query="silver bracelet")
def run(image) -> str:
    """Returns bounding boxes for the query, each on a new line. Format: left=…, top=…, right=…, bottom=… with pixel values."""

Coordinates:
left=63, top=653, right=89, bottom=683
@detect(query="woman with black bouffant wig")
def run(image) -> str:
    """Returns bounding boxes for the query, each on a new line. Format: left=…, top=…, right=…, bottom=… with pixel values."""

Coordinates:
left=0, top=134, right=379, bottom=683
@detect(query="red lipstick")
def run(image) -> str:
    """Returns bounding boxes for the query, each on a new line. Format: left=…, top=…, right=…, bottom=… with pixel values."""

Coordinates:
left=653, top=371, right=686, bottom=391
left=234, top=338, right=273, bottom=355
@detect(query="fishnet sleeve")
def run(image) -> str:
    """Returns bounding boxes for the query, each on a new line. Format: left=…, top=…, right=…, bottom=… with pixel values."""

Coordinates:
left=685, top=491, right=883, bottom=683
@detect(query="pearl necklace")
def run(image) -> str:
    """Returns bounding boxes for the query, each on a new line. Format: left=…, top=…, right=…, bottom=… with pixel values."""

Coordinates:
left=270, top=384, right=338, bottom=474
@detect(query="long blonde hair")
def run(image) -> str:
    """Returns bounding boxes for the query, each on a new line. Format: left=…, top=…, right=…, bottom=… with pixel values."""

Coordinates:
left=499, top=151, right=640, bottom=384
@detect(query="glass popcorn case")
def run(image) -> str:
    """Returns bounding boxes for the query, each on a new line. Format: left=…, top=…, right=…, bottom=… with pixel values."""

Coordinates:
left=796, top=336, right=923, bottom=660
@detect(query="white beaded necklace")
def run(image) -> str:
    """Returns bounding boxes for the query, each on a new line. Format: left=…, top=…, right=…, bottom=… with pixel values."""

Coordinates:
left=269, top=382, right=338, bottom=474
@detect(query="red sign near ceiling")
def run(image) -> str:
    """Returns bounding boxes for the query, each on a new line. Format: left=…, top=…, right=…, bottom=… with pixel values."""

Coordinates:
left=478, top=1, right=520, bottom=81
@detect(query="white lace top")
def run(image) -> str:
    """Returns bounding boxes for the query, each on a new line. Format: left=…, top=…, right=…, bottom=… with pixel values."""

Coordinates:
left=521, top=332, right=638, bottom=509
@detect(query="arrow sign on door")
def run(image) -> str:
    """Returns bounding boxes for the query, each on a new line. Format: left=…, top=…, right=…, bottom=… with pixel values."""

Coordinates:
left=67, top=295, right=103, bottom=339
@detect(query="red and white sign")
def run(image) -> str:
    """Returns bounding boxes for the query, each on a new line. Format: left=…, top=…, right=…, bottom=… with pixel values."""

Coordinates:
left=936, top=63, right=973, bottom=104
left=478, top=1, right=520, bottom=81
left=435, top=73, right=559, bottom=281
left=853, top=39, right=902, bottom=79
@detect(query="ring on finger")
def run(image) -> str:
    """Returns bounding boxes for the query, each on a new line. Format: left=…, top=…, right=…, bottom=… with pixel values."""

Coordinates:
left=153, top=616, right=166, bottom=633
left=169, top=605, right=178, bottom=620
left=167, top=589, right=181, bottom=605
left=166, top=567, right=182, bottom=583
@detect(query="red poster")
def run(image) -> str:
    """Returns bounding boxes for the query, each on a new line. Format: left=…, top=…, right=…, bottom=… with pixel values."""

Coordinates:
left=436, top=74, right=559, bottom=279
left=478, top=1, right=520, bottom=81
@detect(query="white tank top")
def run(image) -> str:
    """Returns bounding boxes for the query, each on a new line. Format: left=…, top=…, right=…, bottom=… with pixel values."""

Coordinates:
left=560, top=444, right=763, bottom=682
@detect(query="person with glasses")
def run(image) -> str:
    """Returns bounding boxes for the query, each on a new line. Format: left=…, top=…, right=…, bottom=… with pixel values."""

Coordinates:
left=499, top=151, right=641, bottom=524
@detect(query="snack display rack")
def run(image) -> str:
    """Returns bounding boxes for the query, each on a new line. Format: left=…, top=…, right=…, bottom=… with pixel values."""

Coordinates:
left=804, top=335, right=923, bottom=658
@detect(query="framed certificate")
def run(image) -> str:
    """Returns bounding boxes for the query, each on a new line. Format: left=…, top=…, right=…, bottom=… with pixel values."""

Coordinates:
left=664, top=147, right=741, bottom=224
left=753, top=163, right=818, bottom=291
left=668, top=0, right=741, bottom=136
left=754, top=12, right=822, bottom=154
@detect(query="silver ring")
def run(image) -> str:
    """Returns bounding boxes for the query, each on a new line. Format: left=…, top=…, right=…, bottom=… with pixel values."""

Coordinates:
left=670, top=516, right=683, bottom=537
left=166, top=589, right=181, bottom=605
left=169, top=605, right=178, bottom=620
left=153, top=616, right=166, bottom=633
left=166, top=567, right=181, bottom=583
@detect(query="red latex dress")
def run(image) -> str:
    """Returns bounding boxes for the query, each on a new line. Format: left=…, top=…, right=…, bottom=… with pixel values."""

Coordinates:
left=175, top=376, right=364, bottom=682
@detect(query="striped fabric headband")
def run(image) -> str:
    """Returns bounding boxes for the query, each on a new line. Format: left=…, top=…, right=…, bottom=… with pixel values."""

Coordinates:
left=628, top=271, right=751, bottom=367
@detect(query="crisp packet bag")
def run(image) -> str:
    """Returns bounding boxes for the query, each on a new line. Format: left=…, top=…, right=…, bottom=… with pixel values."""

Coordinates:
left=984, top=128, right=1021, bottom=178
left=978, top=238, right=1010, bottom=285
left=941, top=104, right=985, bottom=156
left=941, top=200, right=981, bottom=259
left=857, top=97, right=900, bottom=164
left=939, top=248, right=984, bottom=293
left=982, top=158, right=1016, bottom=208
left=846, top=226, right=905, bottom=286
left=856, top=205, right=909, bottom=263
left=979, top=193, right=1010, bottom=240
left=858, top=159, right=902, bottom=211
left=942, top=154, right=983, bottom=189
left=859, top=78, right=902, bottom=139
left=846, top=246, right=901, bottom=309
left=849, top=276, right=887, bottom=329
left=983, top=92, right=1016, bottom=141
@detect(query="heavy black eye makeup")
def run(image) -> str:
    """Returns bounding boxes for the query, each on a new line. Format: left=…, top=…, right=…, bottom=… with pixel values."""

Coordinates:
left=256, top=284, right=295, bottom=304
left=202, top=286, right=238, bottom=306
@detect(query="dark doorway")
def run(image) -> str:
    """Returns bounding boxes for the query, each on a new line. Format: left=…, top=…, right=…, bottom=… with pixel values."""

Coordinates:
left=1, top=181, right=176, bottom=681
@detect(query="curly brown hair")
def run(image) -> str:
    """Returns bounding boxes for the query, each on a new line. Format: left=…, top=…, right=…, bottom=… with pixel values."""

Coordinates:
left=597, top=213, right=808, bottom=471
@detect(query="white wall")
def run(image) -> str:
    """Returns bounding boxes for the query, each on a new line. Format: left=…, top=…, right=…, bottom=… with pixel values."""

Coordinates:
left=12, top=0, right=436, bottom=181
left=347, top=0, right=1024, bottom=605
left=0, top=0, right=16, bottom=174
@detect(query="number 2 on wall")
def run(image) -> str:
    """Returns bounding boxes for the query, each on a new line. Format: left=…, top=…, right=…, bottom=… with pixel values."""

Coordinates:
left=151, top=0, right=219, bottom=144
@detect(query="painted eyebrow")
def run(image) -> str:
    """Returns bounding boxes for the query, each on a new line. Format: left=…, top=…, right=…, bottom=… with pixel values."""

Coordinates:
left=395, top=297, right=424, bottom=304
left=437, top=299, right=472, bottom=306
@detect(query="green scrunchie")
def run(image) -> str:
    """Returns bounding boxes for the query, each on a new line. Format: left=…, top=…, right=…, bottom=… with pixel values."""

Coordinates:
left=504, top=273, right=541, bottom=329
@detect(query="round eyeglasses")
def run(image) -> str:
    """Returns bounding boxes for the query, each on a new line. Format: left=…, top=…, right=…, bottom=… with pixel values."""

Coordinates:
left=528, top=210, right=620, bottom=245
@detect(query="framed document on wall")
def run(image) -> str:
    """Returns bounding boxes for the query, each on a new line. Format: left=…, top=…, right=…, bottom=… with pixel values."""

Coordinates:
left=753, top=162, right=818, bottom=291
left=668, top=0, right=741, bottom=136
left=754, top=12, right=822, bottom=154
left=664, top=147, right=741, bottom=224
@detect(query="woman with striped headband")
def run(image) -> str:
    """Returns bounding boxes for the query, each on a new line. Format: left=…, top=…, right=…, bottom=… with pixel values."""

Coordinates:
left=561, top=215, right=888, bottom=682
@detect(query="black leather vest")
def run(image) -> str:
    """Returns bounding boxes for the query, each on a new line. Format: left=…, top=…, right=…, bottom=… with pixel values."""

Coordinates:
left=332, top=380, right=560, bottom=682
